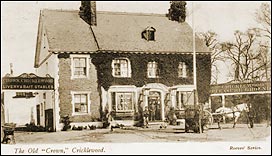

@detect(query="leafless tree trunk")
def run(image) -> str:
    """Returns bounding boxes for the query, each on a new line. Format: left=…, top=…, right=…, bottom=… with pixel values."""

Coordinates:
left=255, top=3, right=271, bottom=40
left=198, top=31, right=224, bottom=84
left=255, top=2, right=271, bottom=81
left=220, top=29, right=266, bottom=81
left=199, top=3, right=271, bottom=83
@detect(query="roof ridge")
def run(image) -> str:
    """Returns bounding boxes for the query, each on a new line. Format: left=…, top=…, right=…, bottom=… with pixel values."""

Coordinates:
left=41, top=9, right=167, bottom=17
left=41, top=9, right=78, bottom=12
left=97, top=11, right=167, bottom=17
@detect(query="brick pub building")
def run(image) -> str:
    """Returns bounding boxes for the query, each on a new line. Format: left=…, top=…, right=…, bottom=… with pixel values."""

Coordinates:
left=34, top=1, right=211, bottom=131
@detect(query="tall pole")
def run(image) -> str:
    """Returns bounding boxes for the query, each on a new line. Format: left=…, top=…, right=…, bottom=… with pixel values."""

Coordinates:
left=192, top=3, right=197, bottom=90
left=192, top=2, right=202, bottom=133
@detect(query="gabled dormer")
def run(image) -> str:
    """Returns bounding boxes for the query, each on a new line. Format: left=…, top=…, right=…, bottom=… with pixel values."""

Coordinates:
left=141, top=26, right=156, bottom=41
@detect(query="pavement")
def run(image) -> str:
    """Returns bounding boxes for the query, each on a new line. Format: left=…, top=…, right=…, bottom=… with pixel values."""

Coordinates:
left=9, top=123, right=271, bottom=144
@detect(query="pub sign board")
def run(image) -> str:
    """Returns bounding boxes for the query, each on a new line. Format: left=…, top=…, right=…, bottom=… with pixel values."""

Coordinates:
left=2, top=73, right=54, bottom=90
left=210, top=81, right=271, bottom=94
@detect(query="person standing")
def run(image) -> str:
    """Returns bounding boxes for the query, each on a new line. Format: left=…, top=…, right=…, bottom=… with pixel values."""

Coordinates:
left=247, top=103, right=256, bottom=128
left=107, top=111, right=117, bottom=131
left=149, top=102, right=156, bottom=121
left=143, top=106, right=149, bottom=128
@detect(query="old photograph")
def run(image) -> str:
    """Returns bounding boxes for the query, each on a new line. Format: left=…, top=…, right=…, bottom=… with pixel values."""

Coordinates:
left=1, top=1, right=271, bottom=155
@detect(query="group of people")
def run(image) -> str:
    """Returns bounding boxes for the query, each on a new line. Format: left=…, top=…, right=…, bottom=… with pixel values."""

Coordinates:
left=105, top=101, right=260, bottom=130
left=143, top=101, right=159, bottom=128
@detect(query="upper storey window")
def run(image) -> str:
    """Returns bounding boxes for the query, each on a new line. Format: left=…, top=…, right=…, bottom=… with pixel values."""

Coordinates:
left=112, top=58, right=131, bottom=78
left=74, top=58, right=86, bottom=76
left=71, top=55, right=90, bottom=79
left=178, top=62, right=188, bottom=78
left=147, top=61, right=159, bottom=78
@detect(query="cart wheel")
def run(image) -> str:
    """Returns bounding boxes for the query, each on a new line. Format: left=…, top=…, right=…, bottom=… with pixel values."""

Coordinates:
left=203, top=110, right=213, bottom=129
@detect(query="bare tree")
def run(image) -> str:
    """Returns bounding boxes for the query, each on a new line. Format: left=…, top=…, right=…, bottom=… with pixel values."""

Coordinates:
left=255, top=3, right=271, bottom=40
left=220, top=29, right=266, bottom=81
left=198, top=31, right=224, bottom=84
left=255, top=3, right=271, bottom=81
left=254, top=43, right=271, bottom=81
left=198, top=31, right=225, bottom=64
left=198, top=3, right=271, bottom=83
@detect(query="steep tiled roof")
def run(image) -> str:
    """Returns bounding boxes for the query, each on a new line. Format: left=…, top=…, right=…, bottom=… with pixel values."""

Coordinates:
left=92, top=11, right=210, bottom=53
left=39, top=9, right=210, bottom=53
left=41, top=9, right=98, bottom=52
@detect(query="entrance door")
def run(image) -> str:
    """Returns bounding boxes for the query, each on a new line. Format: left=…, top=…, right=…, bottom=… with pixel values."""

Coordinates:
left=45, top=109, right=53, bottom=132
left=36, top=105, right=40, bottom=125
left=148, top=91, right=161, bottom=121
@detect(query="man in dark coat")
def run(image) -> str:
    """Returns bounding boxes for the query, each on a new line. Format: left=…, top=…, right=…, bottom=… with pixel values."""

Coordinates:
left=247, top=103, right=256, bottom=128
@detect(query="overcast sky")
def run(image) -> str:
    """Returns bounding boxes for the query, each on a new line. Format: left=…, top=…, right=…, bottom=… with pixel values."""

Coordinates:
left=1, top=1, right=267, bottom=83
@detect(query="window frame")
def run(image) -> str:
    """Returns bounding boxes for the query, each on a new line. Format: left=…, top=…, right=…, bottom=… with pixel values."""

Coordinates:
left=176, top=91, right=194, bottom=108
left=114, top=92, right=134, bottom=112
left=178, top=61, right=188, bottom=78
left=112, top=58, right=131, bottom=78
left=147, top=29, right=155, bottom=41
left=142, top=27, right=156, bottom=41
left=70, top=54, right=90, bottom=79
left=147, top=61, right=159, bottom=78
left=71, top=91, right=91, bottom=116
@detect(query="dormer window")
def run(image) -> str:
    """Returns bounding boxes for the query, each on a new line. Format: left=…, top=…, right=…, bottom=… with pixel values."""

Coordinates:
left=142, top=27, right=156, bottom=41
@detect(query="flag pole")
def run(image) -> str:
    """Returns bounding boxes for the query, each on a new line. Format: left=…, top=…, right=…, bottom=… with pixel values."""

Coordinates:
left=192, top=2, right=196, bottom=90
left=192, top=2, right=202, bottom=133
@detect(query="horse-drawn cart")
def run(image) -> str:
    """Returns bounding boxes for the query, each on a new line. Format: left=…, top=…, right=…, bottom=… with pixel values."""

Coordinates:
left=210, top=103, right=249, bottom=129
left=1, top=123, right=16, bottom=144
left=174, top=105, right=213, bottom=133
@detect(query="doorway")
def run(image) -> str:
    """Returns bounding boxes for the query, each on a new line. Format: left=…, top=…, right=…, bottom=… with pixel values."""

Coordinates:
left=45, top=109, right=53, bottom=132
left=148, top=91, right=162, bottom=121
left=36, top=105, right=40, bottom=125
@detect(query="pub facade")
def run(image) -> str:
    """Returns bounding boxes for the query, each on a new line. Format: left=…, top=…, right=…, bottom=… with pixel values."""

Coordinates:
left=34, top=1, right=211, bottom=131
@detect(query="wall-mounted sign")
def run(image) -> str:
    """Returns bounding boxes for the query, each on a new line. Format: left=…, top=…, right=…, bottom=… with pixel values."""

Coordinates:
left=210, top=81, right=271, bottom=94
left=2, top=73, right=54, bottom=90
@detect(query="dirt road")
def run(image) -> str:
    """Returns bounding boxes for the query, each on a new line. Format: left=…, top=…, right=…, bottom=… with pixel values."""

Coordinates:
left=13, top=124, right=270, bottom=144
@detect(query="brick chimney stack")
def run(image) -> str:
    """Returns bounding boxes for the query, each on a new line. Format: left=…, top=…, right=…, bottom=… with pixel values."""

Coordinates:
left=79, top=1, right=97, bottom=26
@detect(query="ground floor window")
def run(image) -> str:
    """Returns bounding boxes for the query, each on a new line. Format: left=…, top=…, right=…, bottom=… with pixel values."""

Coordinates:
left=176, top=91, right=194, bottom=109
left=71, top=92, right=90, bottom=115
left=113, top=92, right=134, bottom=112
left=74, top=94, right=88, bottom=113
